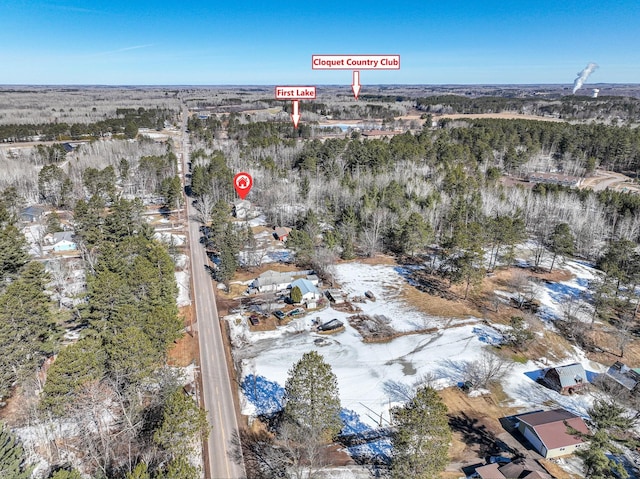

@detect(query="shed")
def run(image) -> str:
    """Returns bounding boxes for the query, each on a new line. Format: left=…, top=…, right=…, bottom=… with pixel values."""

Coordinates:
left=325, top=289, right=345, bottom=304
left=539, top=363, right=588, bottom=394
left=273, top=227, right=291, bottom=241
left=515, top=408, right=589, bottom=458
left=475, top=458, right=552, bottom=479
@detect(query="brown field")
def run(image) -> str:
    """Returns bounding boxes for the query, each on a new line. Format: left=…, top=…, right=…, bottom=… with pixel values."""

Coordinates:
left=167, top=305, right=199, bottom=367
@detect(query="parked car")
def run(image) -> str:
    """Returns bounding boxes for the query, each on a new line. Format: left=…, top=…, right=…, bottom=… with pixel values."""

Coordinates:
left=249, top=315, right=260, bottom=326
left=488, top=456, right=511, bottom=465
left=288, top=308, right=304, bottom=317
left=273, top=310, right=285, bottom=320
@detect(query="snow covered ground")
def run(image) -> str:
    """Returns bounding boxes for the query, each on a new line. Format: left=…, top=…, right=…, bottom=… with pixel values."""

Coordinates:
left=175, top=270, right=191, bottom=307
left=231, top=264, right=490, bottom=428
left=154, top=232, right=186, bottom=246
left=229, top=258, right=610, bottom=461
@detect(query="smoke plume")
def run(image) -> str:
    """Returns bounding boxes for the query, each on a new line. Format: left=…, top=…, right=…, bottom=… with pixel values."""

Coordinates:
left=572, top=62, right=598, bottom=94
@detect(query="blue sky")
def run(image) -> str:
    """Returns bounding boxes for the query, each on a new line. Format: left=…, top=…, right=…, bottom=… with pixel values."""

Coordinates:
left=1, top=0, right=638, bottom=85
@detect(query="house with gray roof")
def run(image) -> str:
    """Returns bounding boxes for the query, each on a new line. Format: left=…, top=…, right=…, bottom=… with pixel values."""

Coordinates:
left=252, top=270, right=294, bottom=293
left=603, top=361, right=640, bottom=393
left=538, top=363, right=588, bottom=395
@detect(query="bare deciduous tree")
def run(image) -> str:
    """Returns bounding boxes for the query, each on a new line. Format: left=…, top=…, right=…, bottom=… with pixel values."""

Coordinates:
left=462, top=351, right=513, bottom=389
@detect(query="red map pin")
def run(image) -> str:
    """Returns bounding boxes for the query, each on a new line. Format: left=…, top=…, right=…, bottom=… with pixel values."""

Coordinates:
left=234, top=172, right=253, bottom=199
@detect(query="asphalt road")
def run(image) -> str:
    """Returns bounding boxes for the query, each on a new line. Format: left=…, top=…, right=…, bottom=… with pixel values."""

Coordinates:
left=180, top=110, right=246, bottom=479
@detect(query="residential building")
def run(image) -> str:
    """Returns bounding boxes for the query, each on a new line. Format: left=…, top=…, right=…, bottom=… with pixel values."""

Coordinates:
left=475, top=458, right=552, bottom=479
left=602, top=361, right=640, bottom=393
left=515, top=408, right=589, bottom=458
left=290, top=278, right=321, bottom=303
left=538, top=363, right=588, bottom=395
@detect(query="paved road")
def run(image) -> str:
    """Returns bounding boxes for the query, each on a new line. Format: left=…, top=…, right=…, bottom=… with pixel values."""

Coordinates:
left=179, top=109, right=246, bottom=479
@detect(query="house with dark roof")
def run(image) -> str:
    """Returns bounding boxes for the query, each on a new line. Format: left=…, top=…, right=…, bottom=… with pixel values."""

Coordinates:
left=475, top=458, right=552, bottom=479
left=538, top=362, right=588, bottom=395
left=515, top=408, right=589, bottom=458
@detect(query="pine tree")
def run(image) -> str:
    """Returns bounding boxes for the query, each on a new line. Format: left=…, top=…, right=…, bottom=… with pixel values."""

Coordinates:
left=549, top=222, right=575, bottom=272
left=153, top=388, right=209, bottom=458
left=157, top=455, right=199, bottom=479
left=0, top=262, right=58, bottom=400
left=0, top=205, right=28, bottom=283
left=391, top=386, right=451, bottom=479
left=126, top=462, right=151, bottom=479
left=0, top=423, right=31, bottom=479
left=49, top=469, right=82, bottom=479
left=290, top=286, right=303, bottom=304
left=400, top=212, right=432, bottom=257
left=284, top=351, right=342, bottom=440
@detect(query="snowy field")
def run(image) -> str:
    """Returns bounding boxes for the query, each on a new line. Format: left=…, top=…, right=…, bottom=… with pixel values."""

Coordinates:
left=229, top=258, right=611, bottom=460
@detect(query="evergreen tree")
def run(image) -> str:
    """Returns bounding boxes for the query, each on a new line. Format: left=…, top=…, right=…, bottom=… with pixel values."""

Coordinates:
left=574, top=398, right=632, bottom=479
left=41, top=337, right=106, bottom=415
left=287, top=229, right=314, bottom=266
left=157, top=455, right=199, bottom=479
left=549, top=223, right=575, bottom=272
left=153, top=388, right=209, bottom=458
left=399, top=212, right=432, bottom=257
left=0, top=262, right=58, bottom=400
left=290, top=286, right=303, bottom=304
left=0, top=423, right=31, bottom=479
left=126, top=462, right=151, bottom=479
left=49, top=469, right=82, bottom=479
left=391, top=386, right=451, bottom=479
left=0, top=205, right=28, bottom=283
left=284, top=351, right=342, bottom=441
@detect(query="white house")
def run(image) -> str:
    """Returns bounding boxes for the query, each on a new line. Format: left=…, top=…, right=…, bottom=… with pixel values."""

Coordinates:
left=49, top=231, right=77, bottom=252
left=252, top=270, right=295, bottom=293
left=233, top=200, right=252, bottom=219
left=290, top=278, right=321, bottom=303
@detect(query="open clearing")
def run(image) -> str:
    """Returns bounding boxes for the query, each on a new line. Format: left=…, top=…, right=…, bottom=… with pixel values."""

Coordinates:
left=228, top=248, right=640, bottom=473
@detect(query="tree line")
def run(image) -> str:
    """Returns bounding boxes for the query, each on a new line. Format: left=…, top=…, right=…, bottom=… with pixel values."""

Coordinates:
left=0, top=107, right=175, bottom=142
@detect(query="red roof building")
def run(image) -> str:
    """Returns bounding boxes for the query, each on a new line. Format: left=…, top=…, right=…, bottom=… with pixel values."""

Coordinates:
left=516, top=408, right=589, bottom=458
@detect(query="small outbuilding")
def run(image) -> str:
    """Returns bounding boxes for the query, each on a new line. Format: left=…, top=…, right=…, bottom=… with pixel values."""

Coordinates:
left=273, top=227, right=291, bottom=241
left=538, top=362, right=588, bottom=395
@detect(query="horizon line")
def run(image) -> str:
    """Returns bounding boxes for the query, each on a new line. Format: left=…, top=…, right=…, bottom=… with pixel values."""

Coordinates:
left=1, top=82, right=637, bottom=88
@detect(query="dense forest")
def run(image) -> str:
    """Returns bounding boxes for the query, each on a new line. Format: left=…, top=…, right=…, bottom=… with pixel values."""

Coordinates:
left=0, top=108, right=176, bottom=142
